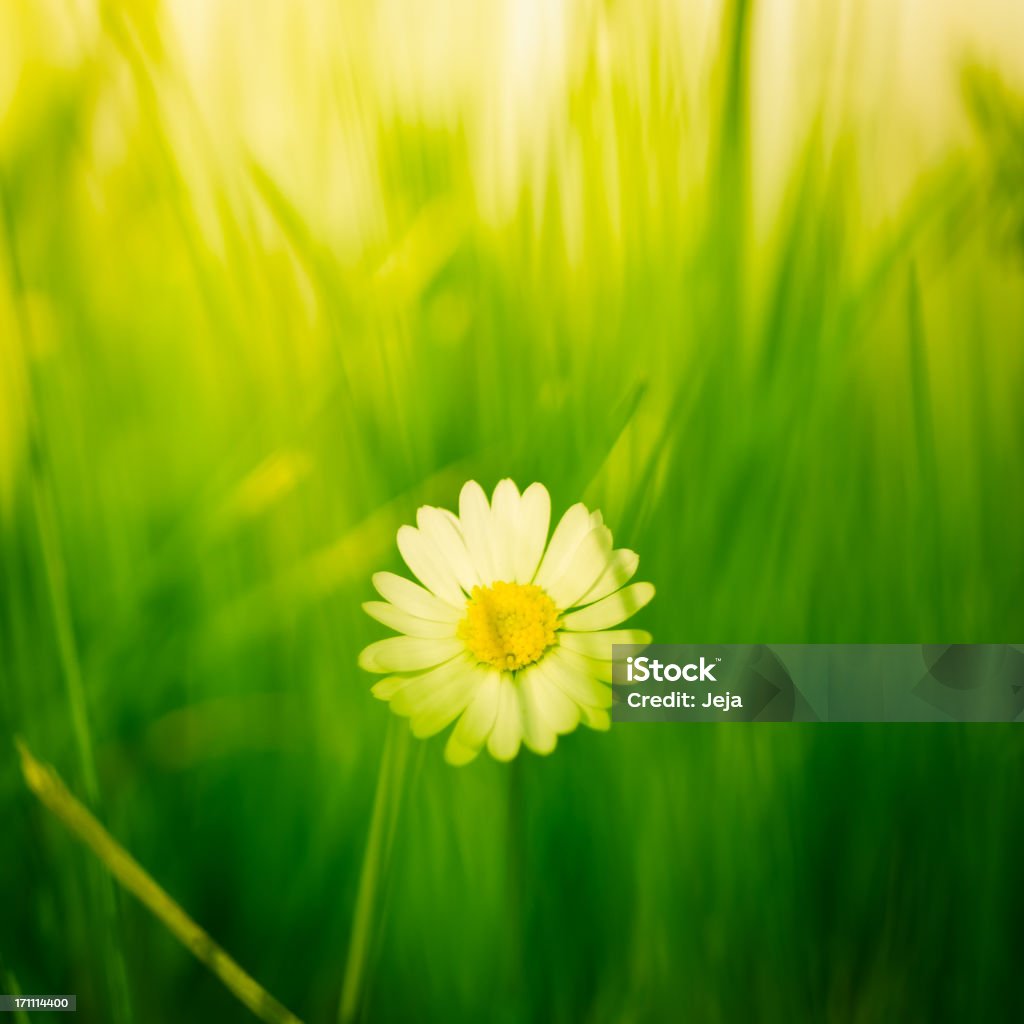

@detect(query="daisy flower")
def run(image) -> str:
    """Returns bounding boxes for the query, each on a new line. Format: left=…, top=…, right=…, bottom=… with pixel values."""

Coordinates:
left=359, top=480, right=653, bottom=764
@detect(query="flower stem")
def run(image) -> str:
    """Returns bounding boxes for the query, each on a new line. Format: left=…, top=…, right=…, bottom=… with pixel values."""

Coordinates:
left=338, top=718, right=411, bottom=1024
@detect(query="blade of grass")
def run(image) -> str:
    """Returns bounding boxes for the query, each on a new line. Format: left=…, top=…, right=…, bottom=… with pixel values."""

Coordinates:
left=0, top=172, right=134, bottom=1024
left=0, top=955, right=30, bottom=1024
left=15, top=738, right=305, bottom=1024
left=338, top=718, right=412, bottom=1024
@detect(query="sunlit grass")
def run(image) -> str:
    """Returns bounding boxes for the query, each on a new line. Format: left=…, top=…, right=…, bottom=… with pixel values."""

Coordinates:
left=2, top=1, right=1023, bottom=1021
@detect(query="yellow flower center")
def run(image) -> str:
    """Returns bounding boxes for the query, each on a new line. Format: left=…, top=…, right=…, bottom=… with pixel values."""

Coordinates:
left=457, top=581, right=558, bottom=671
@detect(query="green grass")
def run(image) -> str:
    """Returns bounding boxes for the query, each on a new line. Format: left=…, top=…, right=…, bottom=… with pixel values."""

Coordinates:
left=2, top=1, right=1023, bottom=1022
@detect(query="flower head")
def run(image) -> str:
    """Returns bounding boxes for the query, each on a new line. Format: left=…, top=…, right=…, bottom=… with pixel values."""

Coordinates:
left=359, top=480, right=653, bottom=764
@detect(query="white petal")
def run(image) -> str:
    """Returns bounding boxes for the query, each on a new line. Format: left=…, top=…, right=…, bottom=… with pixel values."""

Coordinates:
left=576, top=549, right=639, bottom=606
left=458, top=481, right=498, bottom=584
left=370, top=675, right=410, bottom=700
left=530, top=660, right=581, bottom=734
left=488, top=479, right=520, bottom=581
left=545, top=525, right=613, bottom=609
left=445, top=669, right=502, bottom=765
left=486, top=673, right=522, bottom=761
left=560, top=582, right=655, bottom=631
left=579, top=705, right=611, bottom=731
left=358, top=635, right=463, bottom=673
left=363, top=601, right=458, bottom=639
left=545, top=647, right=613, bottom=707
left=387, top=651, right=475, bottom=716
left=533, top=503, right=591, bottom=591
left=411, top=691, right=477, bottom=738
left=397, top=524, right=466, bottom=606
left=514, top=482, right=551, bottom=583
left=518, top=665, right=558, bottom=755
left=372, top=652, right=472, bottom=705
left=372, top=572, right=462, bottom=622
left=416, top=506, right=479, bottom=594
left=406, top=666, right=483, bottom=738
left=558, top=629, right=652, bottom=660
left=554, top=644, right=615, bottom=683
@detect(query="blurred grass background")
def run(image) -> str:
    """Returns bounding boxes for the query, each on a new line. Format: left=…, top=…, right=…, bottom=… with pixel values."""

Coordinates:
left=2, top=0, right=1024, bottom=1021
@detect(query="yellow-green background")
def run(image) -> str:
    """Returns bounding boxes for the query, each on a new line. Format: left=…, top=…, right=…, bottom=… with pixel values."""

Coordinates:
left=2, top=1, right=1023, bottom=1021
